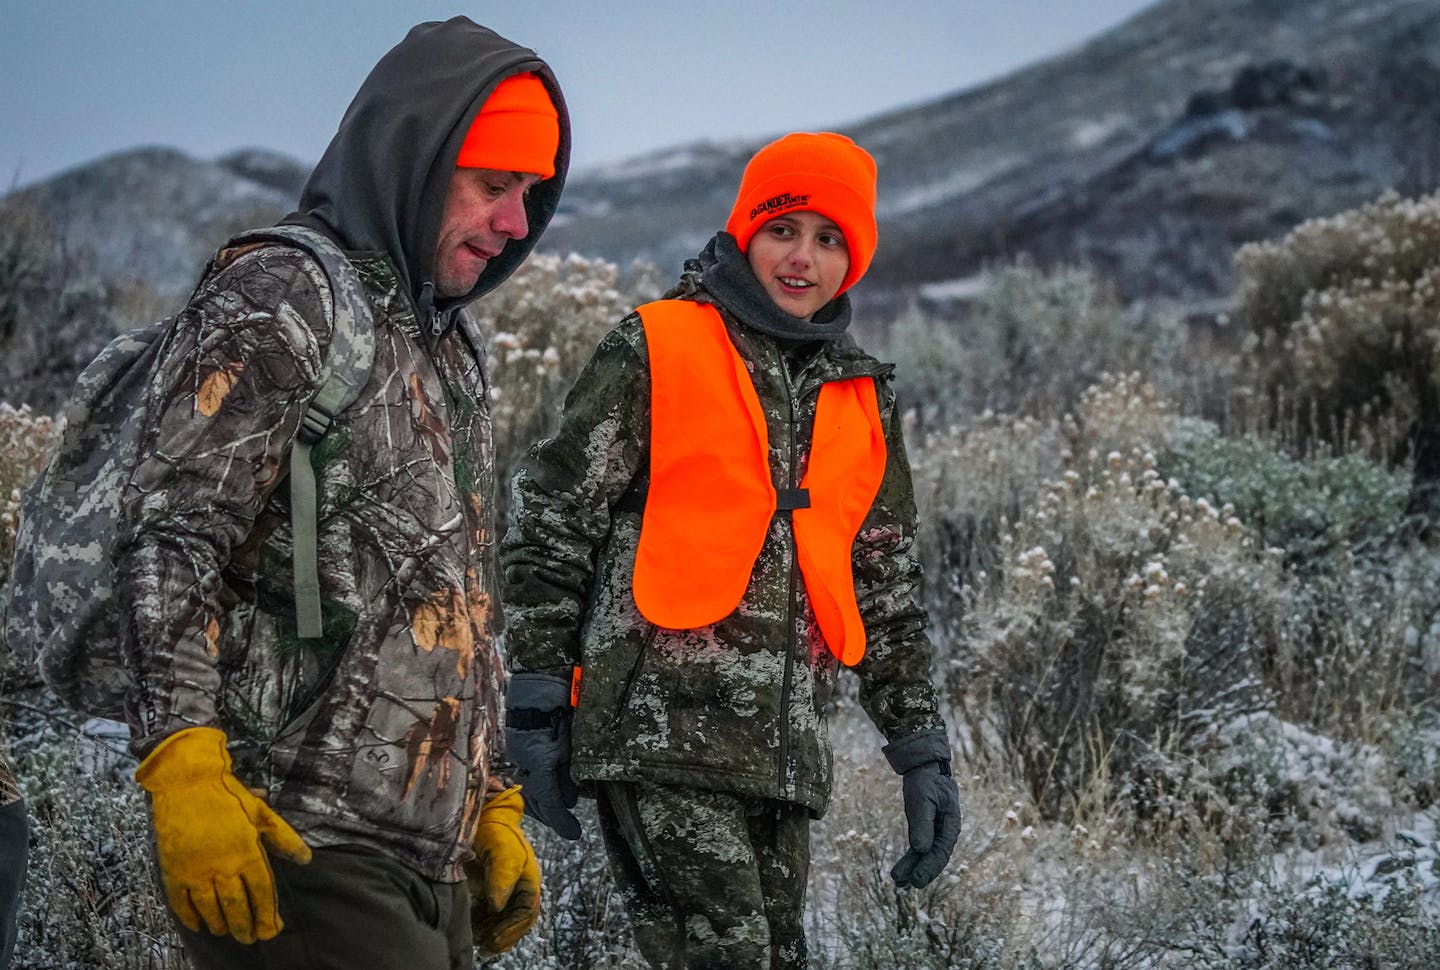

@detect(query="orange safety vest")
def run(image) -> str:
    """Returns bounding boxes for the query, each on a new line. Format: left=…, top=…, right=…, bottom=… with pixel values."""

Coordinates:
left=631, top=300, right=887, bottom=666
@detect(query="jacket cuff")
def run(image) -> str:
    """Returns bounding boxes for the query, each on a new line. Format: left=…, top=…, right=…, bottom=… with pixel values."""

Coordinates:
left=506, top=671, right=572, bottom=711
left=882, top=728, right=951, bottom=774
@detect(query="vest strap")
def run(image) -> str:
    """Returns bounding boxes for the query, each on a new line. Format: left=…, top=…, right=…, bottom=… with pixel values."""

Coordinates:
left=616, top=483, right=811, bottom=515
left=775, top=487, right=811, bottom=511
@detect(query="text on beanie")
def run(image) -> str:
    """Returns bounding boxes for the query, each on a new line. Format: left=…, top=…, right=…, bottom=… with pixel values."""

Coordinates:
left=724, top=132, right=878, bottom=296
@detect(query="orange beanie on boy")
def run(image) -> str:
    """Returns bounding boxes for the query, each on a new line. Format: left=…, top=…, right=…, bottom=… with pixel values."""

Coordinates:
left=724, top=132, right=878, bottom=296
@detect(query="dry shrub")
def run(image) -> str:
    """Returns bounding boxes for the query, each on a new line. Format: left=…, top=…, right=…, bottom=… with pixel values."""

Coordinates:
left=806, top=744, right=1024, bottom=970
left=13, top=735, right=186, bottom=969
left=0, top=402, right=58, bottom=589
left=882, top=260, right=1186, bottom=429
left=920, top=367, right=1435, bottom=902
left=1239, top=190, right=1440, bottom=358
left=1198, top=875, right=1440, bottom=969
left=949, top=375, right=1284, bottom=830
left=1237, top=190, right=1440, bottom=497
left=909, top=411, right=1066, bottom=643
left=909, top=374, right=1211, bottom=641
left=472, top=252, right=660, bottom=528
left=1268, top=544, right=1440, bottom=742
left=812, top=711, right=1235, bottom=970
left=1159, top=433, right=1408, bottom=566
left=1156, top=419, right=1433, bottom=743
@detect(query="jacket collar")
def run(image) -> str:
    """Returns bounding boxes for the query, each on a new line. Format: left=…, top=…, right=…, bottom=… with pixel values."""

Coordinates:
left=677, top=233, right=853, bottom=343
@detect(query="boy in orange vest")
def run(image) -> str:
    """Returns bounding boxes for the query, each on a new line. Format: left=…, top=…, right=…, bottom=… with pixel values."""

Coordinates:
left=502, top=132, right=958, bottom=967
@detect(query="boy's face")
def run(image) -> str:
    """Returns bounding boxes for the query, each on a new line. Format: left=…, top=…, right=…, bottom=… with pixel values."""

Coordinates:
left=432, top=167, right=542, bottom=298
left=745, top=211, right=851, bottom=319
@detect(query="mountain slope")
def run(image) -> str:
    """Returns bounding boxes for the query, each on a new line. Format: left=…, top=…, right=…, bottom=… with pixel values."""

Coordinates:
left=542, top=0, right=1440, bottom=311
left=3, top=0, right=1437, bottom=349
left=12, top=147, right=304, bottom=300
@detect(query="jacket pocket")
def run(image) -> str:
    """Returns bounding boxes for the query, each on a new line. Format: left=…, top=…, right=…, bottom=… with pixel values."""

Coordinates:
left=607, top=624, right=658, bottom=730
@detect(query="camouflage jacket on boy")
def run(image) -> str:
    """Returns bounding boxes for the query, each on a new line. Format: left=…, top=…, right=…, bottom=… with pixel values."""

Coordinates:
left=501, top=252, right=945, bottom=817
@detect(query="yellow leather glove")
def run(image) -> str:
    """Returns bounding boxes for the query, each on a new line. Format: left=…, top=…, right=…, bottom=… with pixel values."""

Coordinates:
left=466, top=785, right=542, bottom=956
left=134, top=726, right=311, bottom=944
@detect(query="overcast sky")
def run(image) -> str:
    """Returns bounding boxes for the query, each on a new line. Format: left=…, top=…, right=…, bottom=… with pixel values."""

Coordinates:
left=2, top=1, right=1158, bottom=190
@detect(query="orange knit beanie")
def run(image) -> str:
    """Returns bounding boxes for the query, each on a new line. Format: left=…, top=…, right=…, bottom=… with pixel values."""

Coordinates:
left=725, top=132, right=878, bottom=296
left=456, top=72, right=559, bottom=178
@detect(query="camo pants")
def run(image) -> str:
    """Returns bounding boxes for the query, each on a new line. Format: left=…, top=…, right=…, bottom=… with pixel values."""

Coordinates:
left=596, top=781, right=810, bottom=969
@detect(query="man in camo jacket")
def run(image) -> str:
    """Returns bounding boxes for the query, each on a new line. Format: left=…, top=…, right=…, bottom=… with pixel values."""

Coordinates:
left=113, top=18, right=569, bottom=968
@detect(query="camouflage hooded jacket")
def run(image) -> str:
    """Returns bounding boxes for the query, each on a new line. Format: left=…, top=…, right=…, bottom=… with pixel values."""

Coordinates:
left=501, top=235, right=945, bottom=817
left=115, top=18, right=570, bottom=882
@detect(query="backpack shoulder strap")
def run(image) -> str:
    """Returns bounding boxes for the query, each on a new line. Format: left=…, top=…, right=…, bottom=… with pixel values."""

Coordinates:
left=225, top=225, right=376, bottom=413
left=224, top=225, right=376, bottom=638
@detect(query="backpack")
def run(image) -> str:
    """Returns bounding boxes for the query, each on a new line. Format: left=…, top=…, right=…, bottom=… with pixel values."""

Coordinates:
left=1, top=225, right=376, bottom=719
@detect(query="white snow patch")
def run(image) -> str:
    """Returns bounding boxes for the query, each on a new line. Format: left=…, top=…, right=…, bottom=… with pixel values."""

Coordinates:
left=1069, top=113, right=1130, bottom=149
left=880, top=156, right=1023, bottom=217
left=587, top=145, right=727, bottom=181
left=920, top=274, right=990, bottom=302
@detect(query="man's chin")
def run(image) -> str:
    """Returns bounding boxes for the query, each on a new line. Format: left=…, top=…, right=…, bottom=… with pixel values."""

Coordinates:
left=434, top=274, right=482, bottom=300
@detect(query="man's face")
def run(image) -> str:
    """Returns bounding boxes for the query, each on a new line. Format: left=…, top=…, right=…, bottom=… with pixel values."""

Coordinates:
left=432, top=168, right=542, bottom=298
left=744, top=211, right=851, bottom=319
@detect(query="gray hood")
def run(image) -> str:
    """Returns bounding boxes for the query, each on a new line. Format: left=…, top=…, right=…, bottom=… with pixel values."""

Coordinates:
left=285, top=17, right=570, bottom=319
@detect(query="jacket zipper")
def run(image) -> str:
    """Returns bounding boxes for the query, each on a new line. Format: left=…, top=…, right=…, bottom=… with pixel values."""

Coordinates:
left=778, top=357, right=800, bottom=800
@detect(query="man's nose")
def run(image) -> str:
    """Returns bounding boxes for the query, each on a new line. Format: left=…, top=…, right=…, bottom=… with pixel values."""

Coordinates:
left=494, top=194, right=529, bottom=240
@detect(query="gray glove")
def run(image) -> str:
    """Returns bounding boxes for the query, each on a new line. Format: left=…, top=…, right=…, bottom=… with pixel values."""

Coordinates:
left=505, top=672, right=581, bottom=840
left=883, top=729, right=961, bottom=889
left=893, top=761, right=960, bottom=888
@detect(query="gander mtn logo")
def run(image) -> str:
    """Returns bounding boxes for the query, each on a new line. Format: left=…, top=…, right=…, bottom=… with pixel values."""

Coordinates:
left=750, top=192, right=810, bottom=221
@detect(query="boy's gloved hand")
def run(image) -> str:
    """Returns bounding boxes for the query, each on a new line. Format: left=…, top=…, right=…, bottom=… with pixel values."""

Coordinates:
left=467, top=785, right=542, bottom=956
left=881, top=728, right=961, bottom=889
left=505, top=671, right=581, bottom=840
left=892, top=760, right=961, bottom=888
left=134, top=726, right=311, bottom=943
